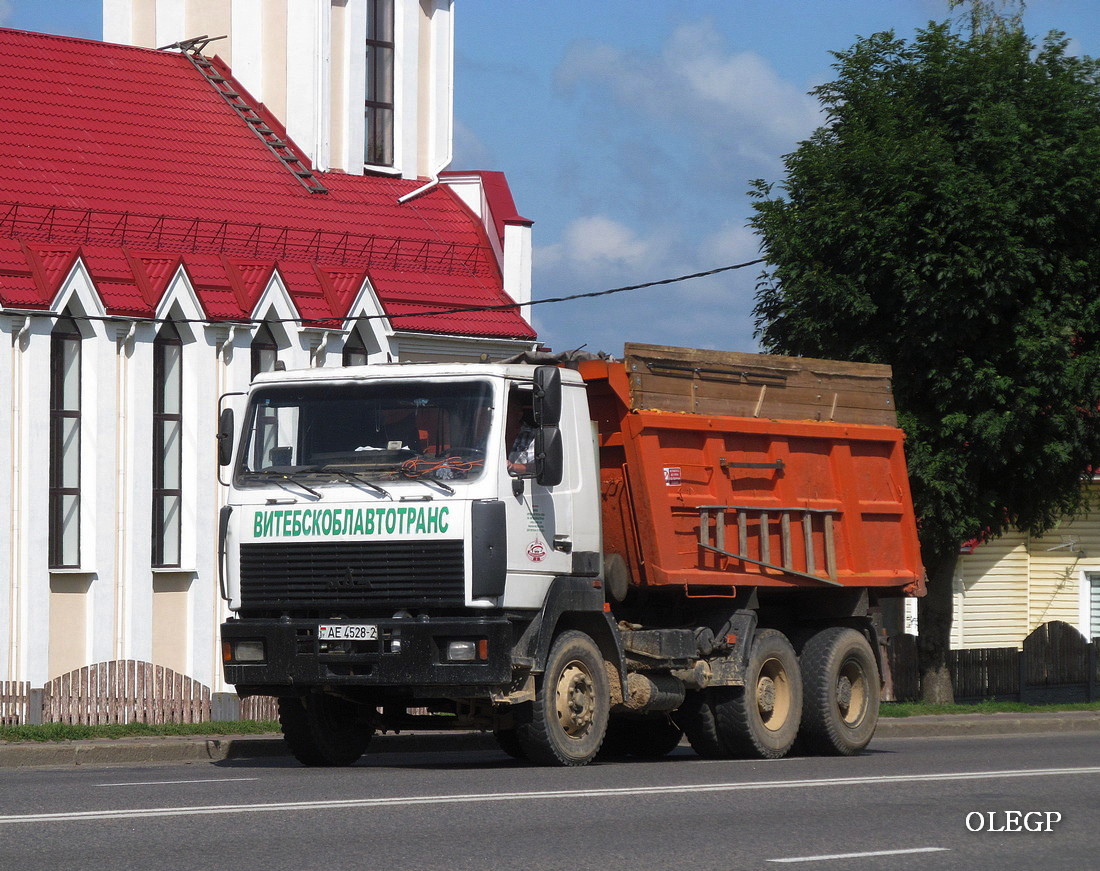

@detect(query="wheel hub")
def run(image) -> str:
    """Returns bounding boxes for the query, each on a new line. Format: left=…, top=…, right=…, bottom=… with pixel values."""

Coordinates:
left=757, top=676, right=776, bottom=714
left=556, top=662, right=595, bottom=738
left=836, top=675, right=853, bottom=713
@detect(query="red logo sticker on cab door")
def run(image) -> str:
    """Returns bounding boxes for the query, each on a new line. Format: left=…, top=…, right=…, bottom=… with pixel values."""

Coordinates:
left=526, top=539, right=547, bottom=562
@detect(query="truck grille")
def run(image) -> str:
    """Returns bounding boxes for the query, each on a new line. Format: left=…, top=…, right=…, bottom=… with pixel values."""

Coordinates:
left=239, top=540, right=465, bottom=611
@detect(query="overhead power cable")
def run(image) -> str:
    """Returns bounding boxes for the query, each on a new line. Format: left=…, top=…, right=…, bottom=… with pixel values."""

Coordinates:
left=4, top=258, right=764, bottom=327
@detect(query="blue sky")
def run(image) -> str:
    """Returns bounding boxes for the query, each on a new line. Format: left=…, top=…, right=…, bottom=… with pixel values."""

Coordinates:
left=2, top=1, right=1097, bottom=356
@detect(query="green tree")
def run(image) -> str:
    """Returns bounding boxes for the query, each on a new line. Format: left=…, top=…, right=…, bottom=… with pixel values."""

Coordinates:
left=749, top=21, right=1100, bottom=701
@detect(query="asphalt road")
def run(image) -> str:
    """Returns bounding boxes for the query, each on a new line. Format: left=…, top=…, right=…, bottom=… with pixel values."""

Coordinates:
left=0, top=732, right=1097, bottom=871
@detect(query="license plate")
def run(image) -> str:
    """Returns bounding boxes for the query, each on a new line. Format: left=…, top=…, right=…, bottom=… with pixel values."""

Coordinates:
left=318, top=623, right=378, bottom=641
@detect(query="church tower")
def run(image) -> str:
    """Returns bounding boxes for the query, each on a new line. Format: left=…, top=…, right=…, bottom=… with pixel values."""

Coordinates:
left=103, top=0, right=454, bottom=180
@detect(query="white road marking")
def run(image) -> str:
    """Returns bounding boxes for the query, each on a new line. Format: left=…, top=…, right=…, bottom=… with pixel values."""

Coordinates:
left=768, top=847, right=950, bottom=863
left=2, top=766, right=1097, bottom=825
left=98, top=778, right=259, bottom=787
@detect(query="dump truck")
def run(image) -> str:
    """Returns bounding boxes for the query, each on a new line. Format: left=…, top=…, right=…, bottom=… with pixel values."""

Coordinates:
left=218, top=343, right=925, bottom=766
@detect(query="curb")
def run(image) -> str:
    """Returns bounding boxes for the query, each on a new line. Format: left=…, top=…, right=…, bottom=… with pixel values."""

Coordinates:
left=0, top=730, right=499, bottom=769
left=1, top=712, right=1098, bottom=768
left=875, top=710, right=1100, bottom=739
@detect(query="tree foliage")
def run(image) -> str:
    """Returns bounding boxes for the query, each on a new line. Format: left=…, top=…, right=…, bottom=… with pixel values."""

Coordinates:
left=752, top=22, right=1100, bottom=555
left=749, top=21, right=1100, bottom=696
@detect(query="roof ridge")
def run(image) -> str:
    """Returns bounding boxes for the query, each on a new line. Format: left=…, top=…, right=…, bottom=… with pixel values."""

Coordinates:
left=0, top=25, right=191, bottom=59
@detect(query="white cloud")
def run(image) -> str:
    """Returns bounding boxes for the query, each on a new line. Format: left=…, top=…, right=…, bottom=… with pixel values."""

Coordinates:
left=536, top=215, right=667, bottom=280
left=451, top=119, right=494, bottom=169
left=0, top=1, right=12, bottom=25
left=531, top=213, right=762, bottom=356
left=698, top=222, right=760, bottom=269
left=556, top=19, right=821, bottom=174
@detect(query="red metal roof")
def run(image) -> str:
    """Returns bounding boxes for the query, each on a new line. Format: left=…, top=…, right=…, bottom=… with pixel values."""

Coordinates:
left=0, top=27, right=534, bottom=339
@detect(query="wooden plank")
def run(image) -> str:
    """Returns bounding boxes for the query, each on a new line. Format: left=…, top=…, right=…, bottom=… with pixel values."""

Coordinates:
left=634, top=372, right=896, bottom=414
left=630, top=392, right=897, bottom=425
left=154, top=665, right=164, bottom=725
left=780, top=513, right=792, bottom=569
left=142, top=660, right=152, bottom=724
left=626, top=342, right=894, bottom=377
left=760, top=512, right=770, bottom=565
left=624, top=342, right=897, bottom=426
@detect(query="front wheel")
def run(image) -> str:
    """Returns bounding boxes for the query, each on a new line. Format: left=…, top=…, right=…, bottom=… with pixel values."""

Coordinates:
left=516, top=630, right=610, bottom=766
left=715, top=628, right=802, bottom=759
left=278, top=694, right=372, bottom=767
left=798, top=627, right=880, bottom=755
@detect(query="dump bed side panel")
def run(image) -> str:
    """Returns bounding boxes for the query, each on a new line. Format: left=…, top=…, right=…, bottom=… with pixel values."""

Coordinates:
left=580, top=351, right=924, bottom=596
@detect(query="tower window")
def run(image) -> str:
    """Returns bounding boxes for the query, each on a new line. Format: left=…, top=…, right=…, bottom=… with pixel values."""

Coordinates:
left=365, top=0, right=395, bottom=167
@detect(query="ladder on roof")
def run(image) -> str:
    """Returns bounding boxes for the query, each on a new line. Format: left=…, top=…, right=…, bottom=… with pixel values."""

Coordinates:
left=166, top=35, right=328, bottom=195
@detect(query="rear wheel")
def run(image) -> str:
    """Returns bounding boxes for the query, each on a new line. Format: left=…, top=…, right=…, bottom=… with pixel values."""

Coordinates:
left=798, top=627, right=880, bottom=755
left=278, top=694, right=372, bottom=767
left=716, top=629, right=802, bottom=759
left=516, top=630, right=610, bottom=766
left=674, top=688, right=733, bottom=759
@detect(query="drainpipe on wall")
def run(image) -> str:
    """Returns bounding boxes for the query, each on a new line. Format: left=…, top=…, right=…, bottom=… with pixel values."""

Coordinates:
left=113, top=320, right=137, bottom=662
left=8, top=316, right=29, bottom=680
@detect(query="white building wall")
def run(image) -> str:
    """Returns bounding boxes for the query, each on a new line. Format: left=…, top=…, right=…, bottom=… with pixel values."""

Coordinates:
left=953, top=489, right=1100, bottom=649
left=24, top=318, right=56, bottom=686
left=105, top=0, right=455, bottom=180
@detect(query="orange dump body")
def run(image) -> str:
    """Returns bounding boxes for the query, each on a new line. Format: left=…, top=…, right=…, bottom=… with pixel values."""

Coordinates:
left=579, top=345, right=925, bottom=597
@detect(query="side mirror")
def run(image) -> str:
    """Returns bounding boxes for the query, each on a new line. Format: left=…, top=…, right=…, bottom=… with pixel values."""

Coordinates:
left=532, top=366, right=561, bottom=427
left=217, top=407, right=235, bottom=467
left=535, top=425, right=563, bottom=487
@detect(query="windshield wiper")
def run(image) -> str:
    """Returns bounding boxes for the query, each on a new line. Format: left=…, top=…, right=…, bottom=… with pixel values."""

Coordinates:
left=411, top=476, right=455, bottom=496
left=327, top=468, right=393, bottom=500
left=270, top=472, right=322, bottom=500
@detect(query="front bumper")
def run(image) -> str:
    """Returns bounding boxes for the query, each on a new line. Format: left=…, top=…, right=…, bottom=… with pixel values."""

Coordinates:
left=222, top=616, right=515, bottom=694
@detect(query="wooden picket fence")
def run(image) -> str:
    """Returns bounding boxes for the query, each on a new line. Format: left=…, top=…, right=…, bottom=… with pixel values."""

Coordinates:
left=0, top=661, right=280, bottom=726
left=1, top=680, right=30, bottom=726
left=44, top=660, right=211, bottom=725
left=887, top=621, right=1100, bottom=703
left=240, top=694, right=279, bottom=722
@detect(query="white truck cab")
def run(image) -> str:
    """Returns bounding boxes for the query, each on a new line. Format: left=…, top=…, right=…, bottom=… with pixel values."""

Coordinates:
left=219, top=362, right=613, bottom=765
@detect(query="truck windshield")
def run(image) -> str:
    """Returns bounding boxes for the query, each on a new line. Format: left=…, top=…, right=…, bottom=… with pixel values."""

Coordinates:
left=237, top=380, right=494, bottom=484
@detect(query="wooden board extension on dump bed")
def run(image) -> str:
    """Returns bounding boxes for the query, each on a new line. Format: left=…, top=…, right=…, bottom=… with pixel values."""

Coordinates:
left=623, top=343, right=897, bottom=427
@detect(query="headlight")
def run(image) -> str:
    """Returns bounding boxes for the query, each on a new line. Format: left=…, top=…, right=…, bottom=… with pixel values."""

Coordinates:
left=445, top=639, right=488, bottom=662
left=224, top=640, right=266, bottom=663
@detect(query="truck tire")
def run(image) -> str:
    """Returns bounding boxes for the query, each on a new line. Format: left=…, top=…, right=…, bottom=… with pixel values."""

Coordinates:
left=674, top=688, right=733, bottom=759
left=715, top=628, right=802, bottom=759
left=516, top=630, right=610, bottom=766
left=278, top=695, right=372, bottom=767
left=798, top=627, right=879, bottom=756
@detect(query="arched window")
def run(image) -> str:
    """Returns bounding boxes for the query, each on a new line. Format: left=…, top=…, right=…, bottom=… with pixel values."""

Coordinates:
left=251, top=323, right=279, bottom=379
left=342, top=328, right=369, bottom=367
left=152, top=320, right=182, bottom=567
left=49, top=314, right=82, bottom=568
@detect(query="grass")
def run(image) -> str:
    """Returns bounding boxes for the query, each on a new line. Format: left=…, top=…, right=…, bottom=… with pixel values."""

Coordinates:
left=880, top=700, right=1100, bottom=717
left=0, top=720, right=279, bottom=743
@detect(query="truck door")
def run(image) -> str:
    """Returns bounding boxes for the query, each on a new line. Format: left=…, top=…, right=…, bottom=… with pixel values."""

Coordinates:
left=497, top=382, right=575, bottom=606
